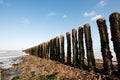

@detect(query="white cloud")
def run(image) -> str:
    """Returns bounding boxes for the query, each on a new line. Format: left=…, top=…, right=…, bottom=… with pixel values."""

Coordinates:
left=48, top=11, right=56, bottom=16
left=21, top=17, right=30, bottom=25
left=83, top=11, right=96, bottom=17
left=91, top=14, right=103, bottom=21
left=98, top=1, right=106, bottom=7
left=63, top=15, right=67, bottom=18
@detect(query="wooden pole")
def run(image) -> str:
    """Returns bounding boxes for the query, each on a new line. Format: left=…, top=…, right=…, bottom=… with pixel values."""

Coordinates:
left=97, top=18, right=113, bottom=74
left=78, top=27, right=85, bottom=69
left=50, top=39, right=53, bottom=59
left=109, top=12, right=120, bottom=73
left=84, top=24, right=96, bottom=71
left=35, top=46, right=39, bottom=57
left=44, top=42, right=47, bottom=58
left=72, top=29, right=78, bottom=67
left=41, top=43, right=44, bottom=58
left=46, top=42, right=49, bottom=59
left=39, top=44, right=42, bottom=58
left=66, top=32, right=71, bottom=65
left=32, top=47, right=35, bottom=56
left=60, top=35, right=65, bottom=63
left=56, top=36, right=60, bottom=61
left=53, top=38, right=56, bottom=60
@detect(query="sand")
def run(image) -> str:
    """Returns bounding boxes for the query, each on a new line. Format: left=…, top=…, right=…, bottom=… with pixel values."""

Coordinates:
left=1, top=55, right=120, bottom=80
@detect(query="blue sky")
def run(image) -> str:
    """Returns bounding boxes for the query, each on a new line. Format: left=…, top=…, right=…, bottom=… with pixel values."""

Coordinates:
left=0, top=0, right=120, bottom=50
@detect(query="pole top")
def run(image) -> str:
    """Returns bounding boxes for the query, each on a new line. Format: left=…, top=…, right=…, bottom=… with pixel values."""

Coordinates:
left=97, top=18, right=106, bottom=24
left=84, top=23, right=90, bottom=28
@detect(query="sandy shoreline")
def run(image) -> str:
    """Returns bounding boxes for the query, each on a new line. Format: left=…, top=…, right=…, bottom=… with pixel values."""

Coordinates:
left=1, top=55, right=119, bottom=80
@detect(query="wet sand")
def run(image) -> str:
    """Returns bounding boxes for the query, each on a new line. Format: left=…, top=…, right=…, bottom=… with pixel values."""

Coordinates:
left=1, top=55, right=119, bottom=80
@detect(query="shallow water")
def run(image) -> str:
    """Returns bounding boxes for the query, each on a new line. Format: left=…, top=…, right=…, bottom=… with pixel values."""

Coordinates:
left=0, top=50, right=28, bottom=69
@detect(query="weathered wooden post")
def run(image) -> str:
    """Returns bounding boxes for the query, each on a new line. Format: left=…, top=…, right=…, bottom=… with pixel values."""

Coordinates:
left=35, top=46, right=37, bottom=56
left=97, top=18, right=113, bottom=74
left=45, top=42, right=48, bottom=58
left=56, top=36, right=60, bottom=61
left=34, top=46, right=37, bottom=56
left=26, top=49, right=28, bottom=54
left=44, top=42, right=47, bottom=58
left=39, top=44, right=41, bottom=58
left=46, top=42, right=49, bottom=59
left=37, top=45, right=40, bottom=57
left=41, top=44, right=43, bottom=58
left=72, top=29, right=78, bottom=67
left=84, top=24, right=96, bottom=71
left=37, top=46, right=39, bottom=57
left=66, top=32, right=71, bottom=65
left=60, top=35, right=65, bottom=63
left=55, top=37, right=57, bottom=60
left=41, top=43, right=44, bottom=58
left=109, top=12, right=120, bottom=73
left=49, top=41, right=51, bottom=58
left=34, top=47, right=36, bottom=56
left=28, top=49, right=30, bottom=54
left=35, top=46, right=39, bottom=57
left=32, top=47, right=35, bottom=56
left=78, top=27, right=85, bottom=69
left=31, top=48, right=33, bottom=55
left=40, top=44, right=42, bottom=58
left=31, top=48, right=34, bottom=55
left=42, top=43, right=44, bottom=58
left=50, top=39, right=54, bottom=60
left=53, top=38, right=56, bottom=60
left=48, top=41, right=50, bottom=59
left=28, top=48, right=30, bottom=54
left=58, top=37, right=60, bottom=61
left=50, top=39, right=53, bottom=59
left=30, top=48, right=32, bottom=55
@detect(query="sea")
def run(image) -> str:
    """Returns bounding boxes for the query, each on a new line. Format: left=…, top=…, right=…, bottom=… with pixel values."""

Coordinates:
left=0, top=50, right=28, bottom=69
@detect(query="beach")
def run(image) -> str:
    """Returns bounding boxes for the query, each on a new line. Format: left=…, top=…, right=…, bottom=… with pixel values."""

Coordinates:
left=1, top=54, right=119, bottom=80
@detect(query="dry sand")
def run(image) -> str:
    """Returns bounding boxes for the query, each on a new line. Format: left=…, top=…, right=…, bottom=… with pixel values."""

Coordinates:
left=1, top=55, right=119, bottom=80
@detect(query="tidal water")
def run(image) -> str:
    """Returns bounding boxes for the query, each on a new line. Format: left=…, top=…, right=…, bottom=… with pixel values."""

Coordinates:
left=0, top=50, right=28, bottom=69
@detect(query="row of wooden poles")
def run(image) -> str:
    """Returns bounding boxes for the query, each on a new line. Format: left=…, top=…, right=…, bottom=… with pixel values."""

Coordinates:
left=23, top=12, right=120, bottom=75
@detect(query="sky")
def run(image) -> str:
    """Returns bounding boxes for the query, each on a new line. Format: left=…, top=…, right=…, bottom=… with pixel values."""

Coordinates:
left=0, top=0, right=120, bottom=51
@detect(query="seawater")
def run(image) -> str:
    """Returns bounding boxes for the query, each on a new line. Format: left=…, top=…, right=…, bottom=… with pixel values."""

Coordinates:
left=0, top=50, right=28, bottom=69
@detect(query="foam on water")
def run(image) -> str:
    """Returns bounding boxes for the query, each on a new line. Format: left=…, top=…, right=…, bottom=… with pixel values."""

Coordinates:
left=0, top=50, right=28, bottom=69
